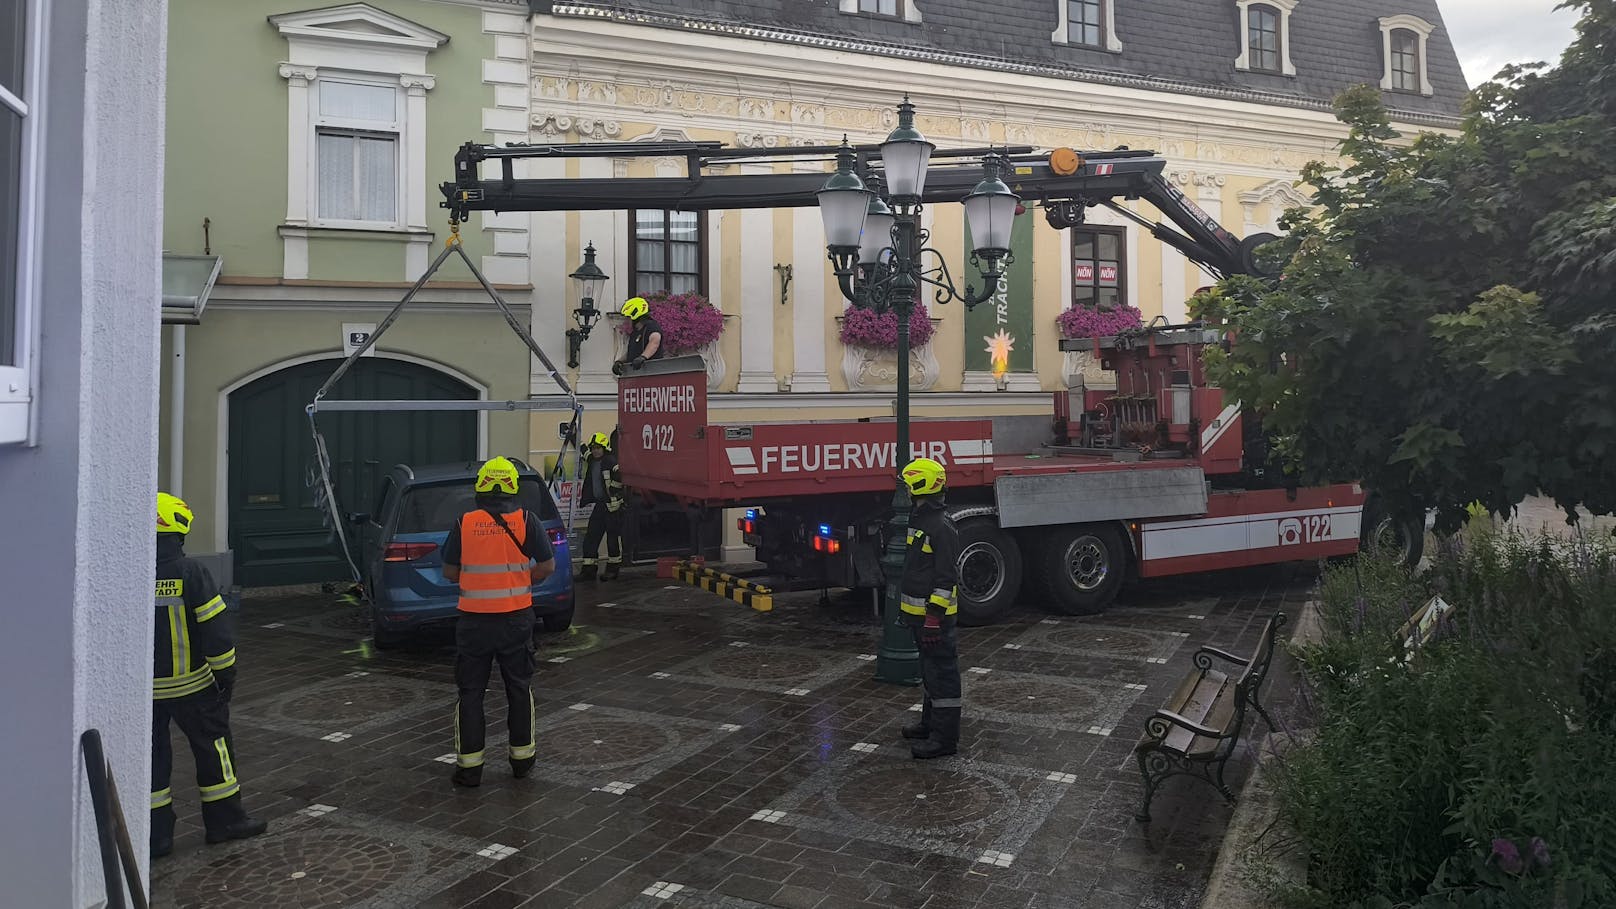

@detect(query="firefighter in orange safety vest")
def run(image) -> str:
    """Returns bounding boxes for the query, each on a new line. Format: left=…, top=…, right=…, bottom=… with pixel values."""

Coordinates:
left=440, top=457, right=557, bottom=787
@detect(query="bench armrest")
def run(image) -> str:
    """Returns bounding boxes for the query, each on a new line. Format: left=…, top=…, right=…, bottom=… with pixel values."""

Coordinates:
left=1195, top=646, right=1250, bottom=667
left=1141, top=708, right=1225, bottom=743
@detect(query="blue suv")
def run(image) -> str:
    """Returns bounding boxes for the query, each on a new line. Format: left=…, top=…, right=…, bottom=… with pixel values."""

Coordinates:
left=353, top=461, right=574, bottom=649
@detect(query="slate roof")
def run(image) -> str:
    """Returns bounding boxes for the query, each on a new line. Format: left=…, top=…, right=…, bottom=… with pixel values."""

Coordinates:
left=535, top=0, right=1468, bottom=125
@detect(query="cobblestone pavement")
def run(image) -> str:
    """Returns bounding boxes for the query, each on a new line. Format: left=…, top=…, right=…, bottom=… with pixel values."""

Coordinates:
left=150, top=563, right=1314, bottom=909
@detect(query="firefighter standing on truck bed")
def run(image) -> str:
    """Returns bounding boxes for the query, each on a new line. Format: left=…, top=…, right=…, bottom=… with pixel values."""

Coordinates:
left=576, top=431, right=626, bottom=581
left=611, top=296, right=663, bottom=374
left=441, top=457, right=556, bottom=788
left=896, top=458, right=964, bottom=759
left=151, top=493, right=267, bottom=858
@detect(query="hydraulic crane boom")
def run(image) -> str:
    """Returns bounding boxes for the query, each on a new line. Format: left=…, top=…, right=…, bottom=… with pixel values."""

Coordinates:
left=439, top=140, right=1280, bottom=280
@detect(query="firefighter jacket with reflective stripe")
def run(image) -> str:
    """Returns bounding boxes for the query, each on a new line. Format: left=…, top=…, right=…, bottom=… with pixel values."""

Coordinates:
left=455, top=509, right=535, bottom=614
left=581, top=452, right=625, bottom=510
left=900, top=501, right=960, bottom=619
left=154, top=537, right=236, bottom=700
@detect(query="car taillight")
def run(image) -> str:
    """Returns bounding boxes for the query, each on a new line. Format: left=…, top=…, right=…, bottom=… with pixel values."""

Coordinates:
left=384, top=541, right=438, bottom=562
left=547, top=528, right=568, bottom=547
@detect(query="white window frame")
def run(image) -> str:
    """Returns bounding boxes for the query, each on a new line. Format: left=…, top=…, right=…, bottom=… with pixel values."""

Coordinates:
left=838, top=0, right=922, bottom=23
left=1234, top=0, right=1297, bottom=76
left=1052, top=0, right=1122, bottom=52
left=310, top=75, right=405, bottom=230
left=272, top=4, right=445, bottom=277
left=1, top=0, right=46, bottom=444
left=1379, top=14, right=1435, bottom=96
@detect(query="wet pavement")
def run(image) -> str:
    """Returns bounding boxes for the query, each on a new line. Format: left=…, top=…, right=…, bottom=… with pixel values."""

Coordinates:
left=150, top=563, right=1314, bottom=909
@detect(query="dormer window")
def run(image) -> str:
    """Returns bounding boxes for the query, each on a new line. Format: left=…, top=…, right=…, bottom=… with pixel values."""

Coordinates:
left=1378, top=15, right=1435, bottom=96
left=1051, top=0, right=1122, bottom=52
left=1234, top=0, right=1296, bottom=76
left=839, top=0, right=922, bottom=23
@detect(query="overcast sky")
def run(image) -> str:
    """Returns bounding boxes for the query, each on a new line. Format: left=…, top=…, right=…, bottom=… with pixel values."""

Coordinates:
left=1440, top=0, right=1581, bottom=86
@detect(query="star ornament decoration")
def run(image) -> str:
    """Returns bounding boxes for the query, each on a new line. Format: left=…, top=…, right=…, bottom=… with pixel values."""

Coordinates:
left=985, top=329, right=1015, bottom=376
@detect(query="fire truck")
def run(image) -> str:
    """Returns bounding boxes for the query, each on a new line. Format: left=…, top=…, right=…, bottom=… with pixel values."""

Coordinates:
left=441, top=138, right=1422, bottom=624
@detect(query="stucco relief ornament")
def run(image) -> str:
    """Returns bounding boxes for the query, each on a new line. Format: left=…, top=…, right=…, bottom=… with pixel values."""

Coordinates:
left=574, top=117, right=622, bottom=140
left=739, top=98, right=773, bottom=120
left=738, top=133, right=781, bottom=149
left=532, top=113, right=573, bottom=139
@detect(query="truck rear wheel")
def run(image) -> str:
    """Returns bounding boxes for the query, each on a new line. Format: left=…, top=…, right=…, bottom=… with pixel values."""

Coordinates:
left=955, top=518, right=1022, bottom=627
left=1042, top=523, right=1127, bottom=616
left=1361, top=498, right=1426, bottom=569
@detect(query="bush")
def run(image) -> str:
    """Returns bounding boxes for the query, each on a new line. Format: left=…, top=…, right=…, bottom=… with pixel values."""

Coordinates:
left=1277, top=529, right=1616, bottom=908
left=838, top=303, right=936, bottom=350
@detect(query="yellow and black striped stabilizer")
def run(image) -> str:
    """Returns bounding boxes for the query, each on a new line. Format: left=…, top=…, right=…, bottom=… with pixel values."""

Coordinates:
left=673, top=561, right=774, bottom=612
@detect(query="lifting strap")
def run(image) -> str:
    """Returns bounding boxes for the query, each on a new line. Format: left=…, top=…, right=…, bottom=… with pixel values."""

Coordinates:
left=305, top=223, right=589, bottom=583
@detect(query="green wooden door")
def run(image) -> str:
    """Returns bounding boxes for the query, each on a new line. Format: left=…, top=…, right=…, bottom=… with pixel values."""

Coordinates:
left=228, top=358, right=477, bottom=587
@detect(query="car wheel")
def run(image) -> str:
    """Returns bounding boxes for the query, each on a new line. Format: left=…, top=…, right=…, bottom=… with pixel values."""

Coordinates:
left=1043, top=523, right=1127, bottom=616
left=541, top=607, right=575, bottom=634
left=954, top=518, right=1023, bottom=627
left=1361, top=498, right=1426, bottom=569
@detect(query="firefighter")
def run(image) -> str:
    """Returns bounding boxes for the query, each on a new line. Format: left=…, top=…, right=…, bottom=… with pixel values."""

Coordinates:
left=151, top=493, right=267, bottom=858
left=575, top=431, right=626, bottom=581
left=611, top=296, right=663, bottom=374
left=441, top=457, right=557, bottom=787
left=896, top=458, right=964, bottom=759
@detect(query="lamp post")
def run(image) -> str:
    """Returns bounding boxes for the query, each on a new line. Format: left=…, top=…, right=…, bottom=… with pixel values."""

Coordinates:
left=566, top=242, right=609, bottom=369
left=817, top=96, right=1021, bottom=686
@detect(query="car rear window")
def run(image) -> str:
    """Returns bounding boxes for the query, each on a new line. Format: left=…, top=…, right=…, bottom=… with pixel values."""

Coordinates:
left=394, top=478, right=560, bottom=533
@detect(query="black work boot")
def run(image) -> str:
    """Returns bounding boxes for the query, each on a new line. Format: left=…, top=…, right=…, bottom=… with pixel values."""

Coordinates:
left=902, top=701, right=933, bottom=740
left=452, top=765, right=483, bottom=788
left=574, top=563, right=597, bottom=582
left=511, top=756, right=535, bottom=779
left=910, top=708, right=960, bottom=760
left=205, top=817, right=268, bottom=845
left=202, top=794, right=269, bottom=845
left=150, top=805, right=176, bottom=859
left=600, top=562, right=620, bottom=581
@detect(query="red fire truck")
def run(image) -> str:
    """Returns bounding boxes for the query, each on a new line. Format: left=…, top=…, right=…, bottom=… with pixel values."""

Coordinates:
left=441, top=138, right=1421, bottom=624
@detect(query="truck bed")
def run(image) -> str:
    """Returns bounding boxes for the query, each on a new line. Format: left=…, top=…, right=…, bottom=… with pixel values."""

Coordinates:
left=616, top=358, right=1207, bottom=507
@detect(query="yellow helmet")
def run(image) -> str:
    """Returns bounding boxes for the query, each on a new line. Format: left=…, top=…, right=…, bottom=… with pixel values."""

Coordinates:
left=901, top=457, right=946, bottom=496
left=589, top=431, right=611, bottom=450
left=157, top=492, right=194, bottom=535
left=620, top=296, right=649, bottom=321
left=474, top=456, right=520, bottom=495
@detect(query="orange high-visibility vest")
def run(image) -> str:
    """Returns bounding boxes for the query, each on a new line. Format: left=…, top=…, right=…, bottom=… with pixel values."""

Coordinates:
left=456, top=509, right=534, bottom=614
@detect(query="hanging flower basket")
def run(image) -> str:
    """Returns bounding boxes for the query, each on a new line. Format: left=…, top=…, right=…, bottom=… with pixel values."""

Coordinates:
left=838, top=303, right=937, bottom=350
left=616, top=290, right=725, bottom=355
left=1056, top=304, right=1144, bottom=340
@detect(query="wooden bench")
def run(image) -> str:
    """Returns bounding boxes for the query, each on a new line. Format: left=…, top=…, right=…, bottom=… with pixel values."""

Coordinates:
left=1133, top=611, right=1287, bottom=823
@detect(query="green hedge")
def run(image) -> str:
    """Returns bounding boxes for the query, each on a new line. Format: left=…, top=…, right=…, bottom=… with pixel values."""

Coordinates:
left=1277, top=529, right=1616, bottom=908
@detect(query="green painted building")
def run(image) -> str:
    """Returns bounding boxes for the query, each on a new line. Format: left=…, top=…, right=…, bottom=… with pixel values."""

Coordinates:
left=160, top=0, right=538, bottom=586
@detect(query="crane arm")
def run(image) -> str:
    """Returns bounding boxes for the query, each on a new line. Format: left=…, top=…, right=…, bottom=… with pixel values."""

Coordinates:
left=439, top=140, right=1275, bottom=279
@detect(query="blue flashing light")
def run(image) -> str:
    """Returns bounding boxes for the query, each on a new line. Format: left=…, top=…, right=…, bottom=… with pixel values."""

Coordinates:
left=818, top=523, right=832, bottom=537
left=745, top=509, right=758, bottom=520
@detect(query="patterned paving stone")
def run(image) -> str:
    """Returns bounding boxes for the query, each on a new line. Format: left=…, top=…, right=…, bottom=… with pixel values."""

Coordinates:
left=965, top=670, right=1145, bottom=734
left=234, top=674, right=444, bottom=740
left=151, top=808, right=497, bottom=909
left=527, top=702, right=743, bottom=790
left=654, top=642, right=871, bottom=695
left=1003, top=622, right=1190, bottom=664
left=756, top=745, right=1090, bottom=866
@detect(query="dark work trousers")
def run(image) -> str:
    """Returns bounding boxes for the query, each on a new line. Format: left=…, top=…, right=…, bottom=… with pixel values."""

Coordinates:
left=909, top=618, right=963, bottom=744
left=580, top=503, right=624, bottom=566
left=454, top=609, right=537, bottom=768
left=151, top=686, right=248, bottom=843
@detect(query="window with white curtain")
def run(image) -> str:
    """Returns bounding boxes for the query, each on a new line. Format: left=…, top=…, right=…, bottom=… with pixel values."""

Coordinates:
left=630, top=210, right=707, bottom=296
left=314, top=80, right=400, bottom=225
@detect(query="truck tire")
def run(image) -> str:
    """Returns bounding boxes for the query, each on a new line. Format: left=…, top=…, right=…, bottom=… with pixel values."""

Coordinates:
left=955, top=518, right=1023, bottom=627
left=1042, top=523, right=1127, bottom=616
left=1360, top=498, right=1425, bottom=569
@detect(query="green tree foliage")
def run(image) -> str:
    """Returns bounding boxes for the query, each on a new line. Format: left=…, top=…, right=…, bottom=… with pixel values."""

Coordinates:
left=1194, top=2, right=1616, bottom=529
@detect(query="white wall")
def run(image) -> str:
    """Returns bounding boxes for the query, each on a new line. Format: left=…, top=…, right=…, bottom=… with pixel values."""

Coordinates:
left=0, top=0, right=167, bottom=905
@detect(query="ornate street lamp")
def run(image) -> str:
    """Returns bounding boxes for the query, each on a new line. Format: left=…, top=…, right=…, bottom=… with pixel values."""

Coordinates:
left=818, top=95, right=1020, bottom=686
left=566, top=242, right=609, bottom=369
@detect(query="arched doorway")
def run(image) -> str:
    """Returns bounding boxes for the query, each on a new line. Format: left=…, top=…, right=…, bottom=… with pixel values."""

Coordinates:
left=228, top=357, right=478, bottom=587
